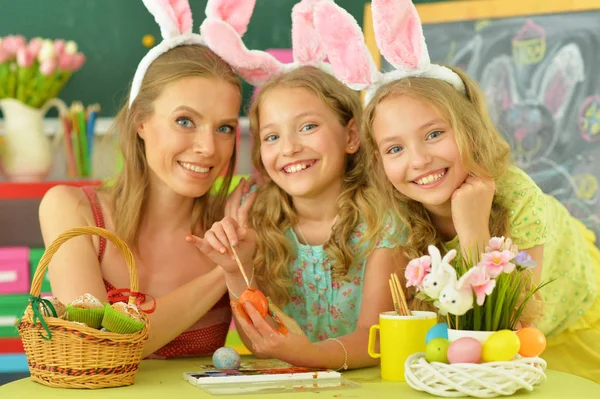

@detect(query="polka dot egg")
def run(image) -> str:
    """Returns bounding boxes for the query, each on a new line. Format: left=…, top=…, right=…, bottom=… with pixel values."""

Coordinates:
left=212, top=347, right=241, bottom=370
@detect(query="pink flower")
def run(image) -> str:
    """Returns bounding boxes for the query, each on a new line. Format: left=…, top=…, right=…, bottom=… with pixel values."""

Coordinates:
left=27, top=38, right=43, bottom=58
left=1, top=35, right=26, bottom=56
left=54, top=39, right=66, bottom=55
left=405, top=255, right=432, bottom=289
left=0, top=47, right=10, bottom=63
left=71, top=53, right=86, bottom=71
left=16, top=48, right=33, bottom=67
left=464, top=264, right=496, bottom=305
left=481, top=250, right=516, bottom=278
left=40, top=57, right=57, bottom=76
left=485, top=236, right=506, bottom=252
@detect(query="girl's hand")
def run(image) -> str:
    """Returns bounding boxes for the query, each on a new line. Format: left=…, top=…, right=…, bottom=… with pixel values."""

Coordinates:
left=225, top=177, right=258, bottom=227
left=451, top=175, right=495, bottom=248
left=186, top=217, right=256, bottom=275
left=232, top=300, right=315, bottom=363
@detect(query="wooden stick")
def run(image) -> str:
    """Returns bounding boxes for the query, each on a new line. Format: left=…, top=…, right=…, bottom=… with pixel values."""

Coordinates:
left=230, top=246, right=250, bottom=288
left=388, top=279, right=400, bottom=315
left=391, top=273, right=411, bottom=316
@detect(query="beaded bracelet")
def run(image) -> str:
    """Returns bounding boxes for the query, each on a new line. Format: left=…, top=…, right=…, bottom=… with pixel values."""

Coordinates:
left=327, top=337, right=349, bottom=371
left=226, top=267, right=255, bottom=299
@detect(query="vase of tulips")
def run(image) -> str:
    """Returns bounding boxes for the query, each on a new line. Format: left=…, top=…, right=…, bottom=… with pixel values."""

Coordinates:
left=0, top=35, right=85, bottom=181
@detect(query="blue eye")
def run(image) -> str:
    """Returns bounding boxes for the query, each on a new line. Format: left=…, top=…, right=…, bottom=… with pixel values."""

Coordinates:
left=301, top=123, right=317, bottom=132
left=217, top=125, right=235, bottom=134
left=387, top=146, right=403, bottom=154
left=264, top=134, right=279, bottom=142
left=176, top=117, right=194, bottom=128
left=427, top=131, right=443, bottom=140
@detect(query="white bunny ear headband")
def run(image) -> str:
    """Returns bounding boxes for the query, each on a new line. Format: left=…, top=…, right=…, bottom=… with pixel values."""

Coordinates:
left=129, top=0, right=255, bottom=107
left=313, top=0, right=467, bottom=103
left=200, top=0, right=340, bottom=87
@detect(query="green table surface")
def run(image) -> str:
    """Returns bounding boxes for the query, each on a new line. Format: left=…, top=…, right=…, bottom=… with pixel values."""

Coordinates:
left=1, top=357, right=599, bottom=398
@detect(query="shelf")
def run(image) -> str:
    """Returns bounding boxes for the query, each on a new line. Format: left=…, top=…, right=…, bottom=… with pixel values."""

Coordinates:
left=0, top=181, right=102, bottom=199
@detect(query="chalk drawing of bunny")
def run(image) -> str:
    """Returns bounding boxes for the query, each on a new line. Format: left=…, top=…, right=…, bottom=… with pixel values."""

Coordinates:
left=479, top=43, right=584, bottom=197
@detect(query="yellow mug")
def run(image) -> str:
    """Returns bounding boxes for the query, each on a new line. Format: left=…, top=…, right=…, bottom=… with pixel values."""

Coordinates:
left=368, top=311, right=437, bottom=381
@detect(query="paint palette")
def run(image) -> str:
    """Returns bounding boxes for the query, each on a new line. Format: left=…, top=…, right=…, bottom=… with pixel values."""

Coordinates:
left=183, top=359, right=360, bottom=395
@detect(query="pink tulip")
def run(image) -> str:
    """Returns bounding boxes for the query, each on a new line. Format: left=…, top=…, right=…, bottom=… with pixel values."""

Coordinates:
left=0, top=47, right=10, bottom=63
left=58, top=52, right=73, bottom=70
left=481, top=250, right=516, bottom=278
left=27, top=38, right=43, bottom=58
left=405, top=255, right=432, bottom=289
left=70, top=53, right=86, bottom=71
left=54, top=39, right=65, bottom=55
left=464, top=264, right=496, bottom=306
left=1, top=35, right=27, bottom=56
left=16, top=47, right=34, bottom=67
left=40, top=57, right=58, bottom=76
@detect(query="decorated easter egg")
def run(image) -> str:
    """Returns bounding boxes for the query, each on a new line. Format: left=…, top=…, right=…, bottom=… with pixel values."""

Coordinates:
left=239, top=288, right=269, bottom=318
left=447, top=337, right=482, bottom=364
left=481, top=330, right=520, bottom=362
left=212, top=347, right=241, bottom=370
left=516, top=327, right=547, bottom=357
left=425, top=338, right=450, bottom=363
left=426, top=323, right=449, bottom=344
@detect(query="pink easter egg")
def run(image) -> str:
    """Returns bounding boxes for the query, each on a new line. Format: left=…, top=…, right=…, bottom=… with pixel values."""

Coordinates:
left=447, top=337, right=482, bottom=364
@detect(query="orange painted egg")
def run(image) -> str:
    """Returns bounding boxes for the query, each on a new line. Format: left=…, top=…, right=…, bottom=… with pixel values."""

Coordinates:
left=516, top=327, right=547, bottom=357
left=239, top=288, right=268, bottom=318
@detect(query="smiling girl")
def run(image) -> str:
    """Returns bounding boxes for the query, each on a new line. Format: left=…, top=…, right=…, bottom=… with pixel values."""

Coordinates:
left=350, top=0, right=600, bottom=384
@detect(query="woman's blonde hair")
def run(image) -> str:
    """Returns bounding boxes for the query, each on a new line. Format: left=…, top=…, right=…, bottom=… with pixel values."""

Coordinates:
left=363, top=67, right=542, bottom=323
left=363, top=66, right=511, bottom=260
left=105, top=45, right=241, bottom=245
left=248, top=66, right=385, bottom=306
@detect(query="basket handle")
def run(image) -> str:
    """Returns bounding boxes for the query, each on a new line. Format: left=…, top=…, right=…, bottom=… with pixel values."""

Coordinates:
left=31, top=226, right=139, bottom=306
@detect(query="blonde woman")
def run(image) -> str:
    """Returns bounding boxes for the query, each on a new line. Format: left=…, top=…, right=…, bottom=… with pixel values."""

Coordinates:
left=38, top=0, right=253, bottom=358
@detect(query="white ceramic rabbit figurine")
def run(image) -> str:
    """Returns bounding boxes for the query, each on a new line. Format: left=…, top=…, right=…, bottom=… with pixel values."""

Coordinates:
left=438, top=268, right=475, bottom=316
left=421, top=246, right=457, bottom=299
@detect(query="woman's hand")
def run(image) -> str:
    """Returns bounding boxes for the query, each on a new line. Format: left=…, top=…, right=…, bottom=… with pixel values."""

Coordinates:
left=224, top=177, right=258, bottom=226
left=186, top=217, right=256, bottom=275
left=232, top=300, right=315, bottom=364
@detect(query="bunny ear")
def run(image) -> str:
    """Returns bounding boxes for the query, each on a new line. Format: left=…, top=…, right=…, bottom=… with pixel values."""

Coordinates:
left=143, top=0, right=193, bottom=39
left=314, top=0, right=379, bottom=90
left=201, top=18, right=284, bottom=86
left=536, top=43, right=584, bottom=121
left=442, top=249, right=457, bottom=264
left=371, top=0, right=429, bottom=71
left=291, top=0, right=326, bottom=67
left=205, top=0, right=256, bottom=36
left=427, top=245, right=441, bottom=268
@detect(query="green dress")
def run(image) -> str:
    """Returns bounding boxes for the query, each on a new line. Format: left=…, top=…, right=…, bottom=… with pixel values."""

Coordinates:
left=283, top=222, right=396, bottom=342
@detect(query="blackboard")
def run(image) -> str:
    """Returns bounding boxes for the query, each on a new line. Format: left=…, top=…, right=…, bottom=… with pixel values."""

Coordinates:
left=369, top=1, right=600, bottom=239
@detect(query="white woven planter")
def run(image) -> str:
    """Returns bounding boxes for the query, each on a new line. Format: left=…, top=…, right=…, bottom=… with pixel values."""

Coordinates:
left=404, top=353, right=547, bottom=398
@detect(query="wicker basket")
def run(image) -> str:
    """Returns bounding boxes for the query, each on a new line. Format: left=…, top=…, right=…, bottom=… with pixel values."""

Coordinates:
left=17, top=226, right=150, bottom=389
left=405, top=352, right=547, bottom=398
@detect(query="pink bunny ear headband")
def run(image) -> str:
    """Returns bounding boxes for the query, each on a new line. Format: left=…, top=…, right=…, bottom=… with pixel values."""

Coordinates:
left=129, top=0, right=255, bottom=107
left=201, top=0, right=339, bottom=87
left=312, top=0, right=467, bottom=104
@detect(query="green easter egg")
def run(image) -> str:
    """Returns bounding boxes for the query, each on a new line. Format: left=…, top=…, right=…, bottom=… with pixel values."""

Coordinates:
left=425, top=338, right=450, bottom=363
left=481, top=330, right=520, bottom=362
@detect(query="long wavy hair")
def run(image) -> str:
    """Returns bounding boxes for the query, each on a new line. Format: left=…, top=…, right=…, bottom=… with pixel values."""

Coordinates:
left=363, top=67, right=542, bottom=323
left=248, top=66, right=385, bottom=306
left=104, top=45, right=241, bottom=246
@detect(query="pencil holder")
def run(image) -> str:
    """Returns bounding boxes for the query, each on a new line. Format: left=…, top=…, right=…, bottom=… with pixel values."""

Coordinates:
left=17, top=226, right=149, bottom=389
